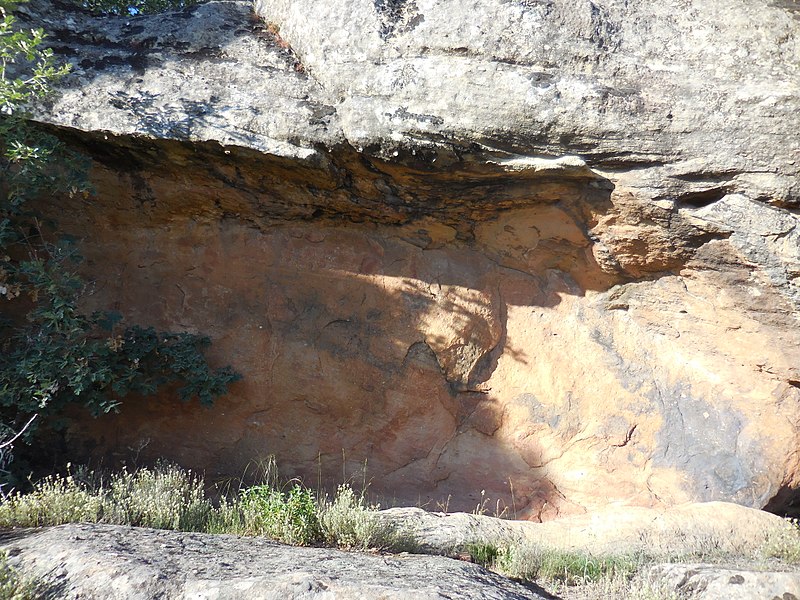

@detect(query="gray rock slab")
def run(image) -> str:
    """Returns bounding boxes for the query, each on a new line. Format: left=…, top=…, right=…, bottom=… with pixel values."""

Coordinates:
left=649, top=563, right=800, bottom=600
left=0, top=523, right=548, bottom=599
left=16, top=0, right=343, bottom=161
left=18, top=0, right=800, bottom=205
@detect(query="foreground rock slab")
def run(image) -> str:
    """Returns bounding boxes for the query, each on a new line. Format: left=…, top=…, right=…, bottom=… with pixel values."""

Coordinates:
left=649, top=563, right=800, bottom=600
left=1, top=523, right=547, bottom=600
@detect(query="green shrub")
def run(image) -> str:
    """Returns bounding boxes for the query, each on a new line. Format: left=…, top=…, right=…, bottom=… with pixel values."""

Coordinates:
left=240, top=483, right=322, bottom=545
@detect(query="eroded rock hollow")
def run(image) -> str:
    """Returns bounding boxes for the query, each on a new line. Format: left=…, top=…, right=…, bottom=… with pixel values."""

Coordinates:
left=19, top=0, right=800, bottom=518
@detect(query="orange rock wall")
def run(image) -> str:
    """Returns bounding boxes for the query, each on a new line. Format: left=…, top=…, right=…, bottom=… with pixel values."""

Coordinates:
left=56, top=145, right=800, bottom=519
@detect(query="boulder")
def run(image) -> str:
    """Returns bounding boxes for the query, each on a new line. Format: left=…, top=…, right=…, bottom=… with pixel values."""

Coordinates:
left=14, top=0, right=800, bottom=516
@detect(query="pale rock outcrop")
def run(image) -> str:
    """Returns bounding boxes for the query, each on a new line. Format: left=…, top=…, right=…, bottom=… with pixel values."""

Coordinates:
left=14, top=0, right=800, bottom=517
left=380, top=501, right=789, bottom=557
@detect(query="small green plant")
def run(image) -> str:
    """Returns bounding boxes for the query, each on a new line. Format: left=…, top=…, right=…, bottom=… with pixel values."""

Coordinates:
left=465, top=541, right=500, bottom=568
left=0, top=550, right=44, bottom=600
left=240, top=483, right=322, bottom=546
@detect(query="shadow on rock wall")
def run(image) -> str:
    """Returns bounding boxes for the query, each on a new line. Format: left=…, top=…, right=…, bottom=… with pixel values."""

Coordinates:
left=39, top=115, right=800, bottom=519
left=51, top=152, right=623, bottom=519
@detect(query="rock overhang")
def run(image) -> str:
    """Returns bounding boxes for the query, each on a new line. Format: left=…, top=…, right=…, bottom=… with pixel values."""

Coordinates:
left=18, top=0, right=800, bottom=207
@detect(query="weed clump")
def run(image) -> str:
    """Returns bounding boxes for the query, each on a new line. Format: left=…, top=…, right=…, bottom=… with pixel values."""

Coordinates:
left=497, top=543, right=639, bottom=585
left=319, top=484, right=416, bottom=552
left=761, top=518, right=800, bottom=563
left=240, top=484, right=322, bottom=545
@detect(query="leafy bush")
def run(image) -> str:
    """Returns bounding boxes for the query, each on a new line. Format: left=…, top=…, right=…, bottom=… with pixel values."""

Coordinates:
left=240, top=483, right=322, bottom=545
left=0, top=0, right=240, bottom=488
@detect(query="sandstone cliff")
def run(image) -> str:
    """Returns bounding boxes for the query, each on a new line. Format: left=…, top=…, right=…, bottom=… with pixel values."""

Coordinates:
left=16, top=0, right=800, bottom=518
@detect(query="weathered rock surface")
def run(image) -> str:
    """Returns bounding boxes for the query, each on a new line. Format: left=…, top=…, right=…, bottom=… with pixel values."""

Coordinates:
left=648, top=563, right=800, bottom=600
left=0, top=523, right=548, bottom=599
left=380, top=501, right=788, bottom=557
left=14, top=0, right=800, bottom=516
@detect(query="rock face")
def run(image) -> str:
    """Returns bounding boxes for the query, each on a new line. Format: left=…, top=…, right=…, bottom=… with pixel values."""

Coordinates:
left=0, top=524, right=548, bottom=599
left=15, top=0, right=800, bottom=516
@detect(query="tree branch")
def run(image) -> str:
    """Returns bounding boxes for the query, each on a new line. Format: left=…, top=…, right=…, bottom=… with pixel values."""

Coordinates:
left=0, top=413, right=38, bottom=449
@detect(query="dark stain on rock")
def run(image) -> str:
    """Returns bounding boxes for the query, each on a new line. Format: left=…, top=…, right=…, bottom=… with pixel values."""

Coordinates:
left=374, top=0, right=424, bottom=39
